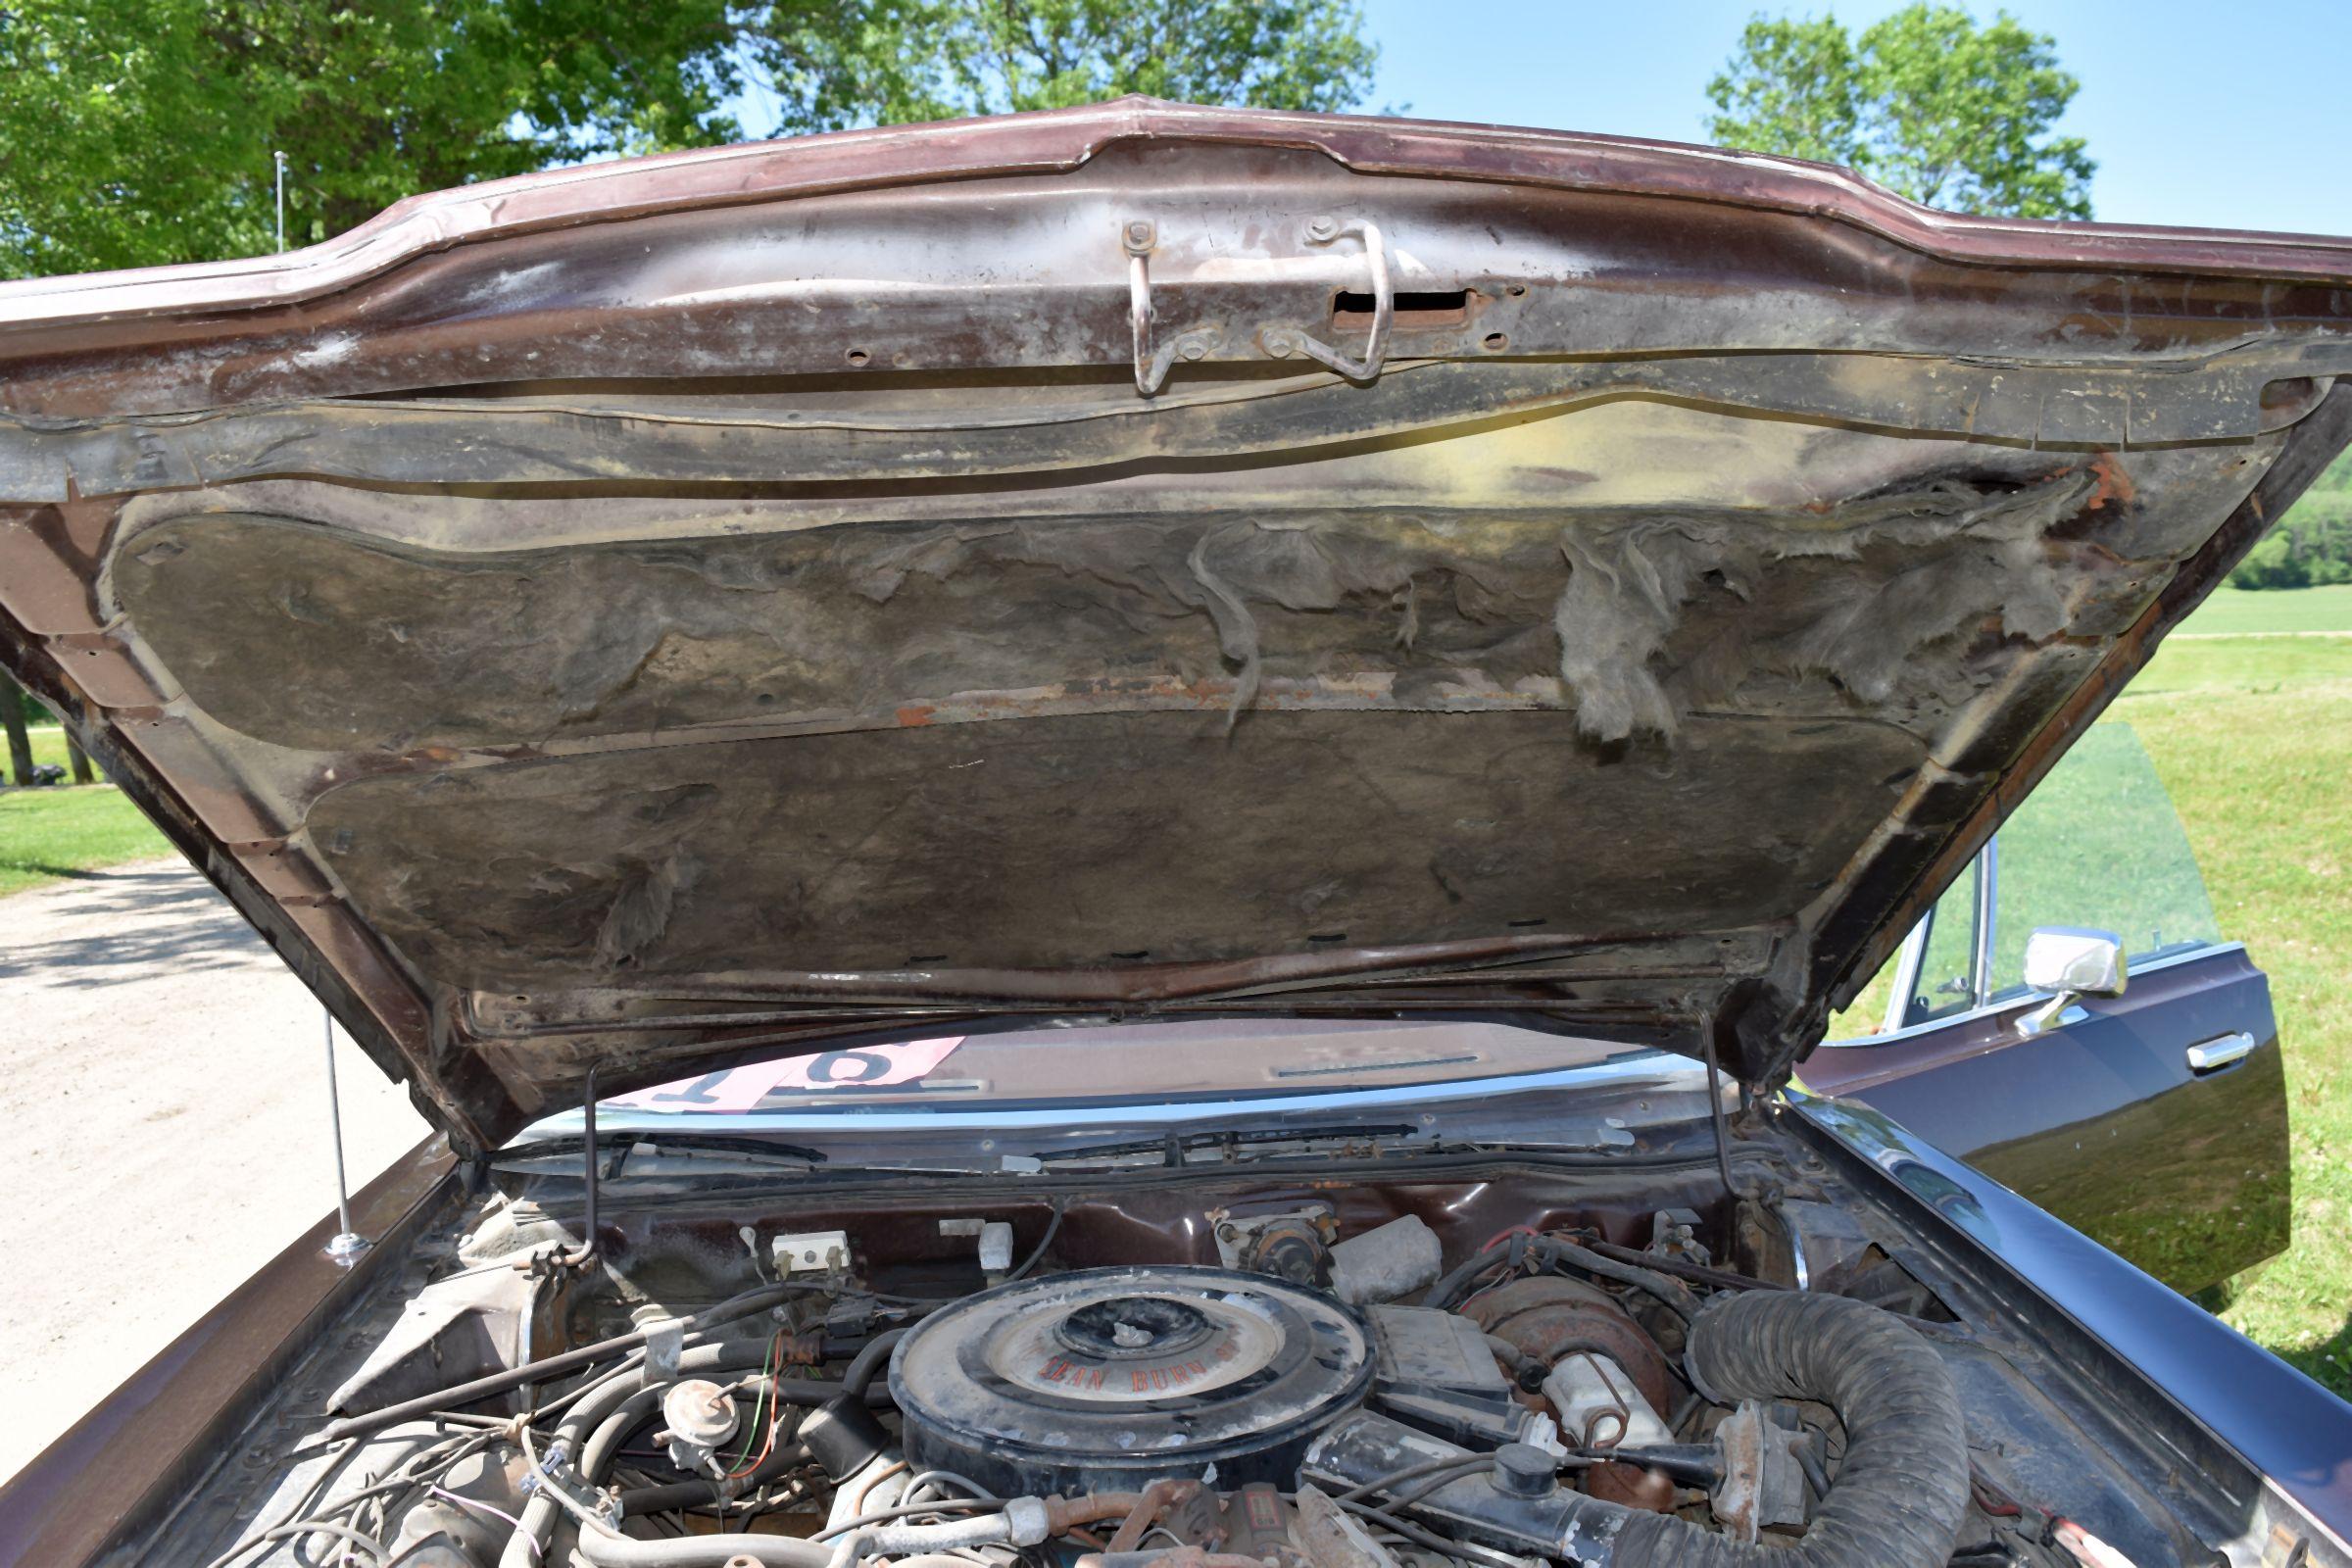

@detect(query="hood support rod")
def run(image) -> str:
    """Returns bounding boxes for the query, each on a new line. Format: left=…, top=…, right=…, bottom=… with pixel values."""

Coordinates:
left=519, top=1062, right=602, bottom=1276
left=320, top=1007, right=370, bottom=1268
left=1700, top=1031, right=1739, bottom=1207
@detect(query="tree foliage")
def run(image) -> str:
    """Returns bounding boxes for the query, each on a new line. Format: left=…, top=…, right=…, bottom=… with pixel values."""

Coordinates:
left=0, top=1, right=748, bottom=278
left=1706, top=4, right=2095, bottom=220
left=747, top=0, right=1378, bottom=132
left=2231, top=449, right=2352, bottom=590
left=0, top=0, right=1378, bottom=282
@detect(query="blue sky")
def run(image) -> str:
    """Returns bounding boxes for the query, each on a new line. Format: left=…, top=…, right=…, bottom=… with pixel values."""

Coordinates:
left=1354, top=0, right=2349, bottom=235
left=728, top=3, right=2344, bottom=236
left=719, top=3, right=2352, bottom=234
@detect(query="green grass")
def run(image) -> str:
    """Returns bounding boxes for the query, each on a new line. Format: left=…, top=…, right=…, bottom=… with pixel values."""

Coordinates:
left=2132, top=633, right=2352, bottom=695
left=0, top=723, right=165, bottom=897
left=0, top=777, right=170, bottom=898
left=2178, top=583, right=2352, bottom=636
left=2123, top=646, right=2352, bottom=1395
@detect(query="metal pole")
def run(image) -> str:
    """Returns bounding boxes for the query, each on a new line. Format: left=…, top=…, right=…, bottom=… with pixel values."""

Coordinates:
left=1700, top=1031, right=1739, bottom=1206
left=276, top=156, right=365, bottom=1270
left=322, top=1007, right=370, bottom=1266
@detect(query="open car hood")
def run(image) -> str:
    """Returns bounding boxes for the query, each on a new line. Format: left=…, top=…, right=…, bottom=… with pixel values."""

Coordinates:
left=5, top=99, right=2351, bottom=1154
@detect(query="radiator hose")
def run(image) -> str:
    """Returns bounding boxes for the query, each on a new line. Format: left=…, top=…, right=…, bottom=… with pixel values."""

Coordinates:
left=1607, top=1289, right=1969, bottom=1568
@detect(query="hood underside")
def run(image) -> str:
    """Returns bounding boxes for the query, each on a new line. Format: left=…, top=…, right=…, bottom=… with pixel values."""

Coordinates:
left=4, top=98, right=2351, bottom=1153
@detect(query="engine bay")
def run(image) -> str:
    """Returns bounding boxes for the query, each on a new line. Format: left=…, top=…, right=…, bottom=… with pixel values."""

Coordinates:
left=166, top=1132, right=2263, bottom=1568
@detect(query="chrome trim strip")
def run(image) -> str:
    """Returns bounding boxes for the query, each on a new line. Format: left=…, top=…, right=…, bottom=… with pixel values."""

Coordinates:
left=1817, top=941, right=2248, bottom=1050
left=1970, top=841, right=2000, bottom=1011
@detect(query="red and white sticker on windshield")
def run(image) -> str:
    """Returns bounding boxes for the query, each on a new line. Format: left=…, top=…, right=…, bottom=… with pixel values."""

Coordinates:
left=610, top=1037, right=965, bottom=1113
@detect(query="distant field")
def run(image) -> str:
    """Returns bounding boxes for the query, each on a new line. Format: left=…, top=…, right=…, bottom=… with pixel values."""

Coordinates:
left=2132, top=630, right=2352, bottom=696
left=2178, top=583, right=2352, bottom=636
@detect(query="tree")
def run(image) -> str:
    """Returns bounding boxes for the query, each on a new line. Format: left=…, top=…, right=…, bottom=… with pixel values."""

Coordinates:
left=0, top=1, right=1380, bottom=283
left=0, top=0, right=746, bottom=279
left=0, top=670, right=32, bottom=788
left=1706, top=5, right=2095, bottom=220
left=747, top=0, right=1378, bottom=132
left=1701, top=15, right=1859, bottom=168
left=2227, top=454, right=2352, bottom=590
left=2230, top=532, right=2312, bottom=592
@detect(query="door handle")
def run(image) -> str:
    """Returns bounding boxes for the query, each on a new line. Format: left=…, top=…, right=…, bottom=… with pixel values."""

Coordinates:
left=2185, top=1032, right=2255, bottom=1073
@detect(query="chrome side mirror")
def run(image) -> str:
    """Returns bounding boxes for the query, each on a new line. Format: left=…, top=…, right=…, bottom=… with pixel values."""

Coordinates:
left=2017, top=926, right=2127, bottom=1035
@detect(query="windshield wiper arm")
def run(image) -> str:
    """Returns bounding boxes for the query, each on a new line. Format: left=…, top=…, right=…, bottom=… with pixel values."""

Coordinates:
left=1026, top=1123, right=1442, bottom=1171
left=498, top=1131, right=828, bottom=1175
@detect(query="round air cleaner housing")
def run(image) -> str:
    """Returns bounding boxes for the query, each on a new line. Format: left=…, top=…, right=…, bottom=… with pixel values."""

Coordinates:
left=888, top=1265, right=1372, bottom=1495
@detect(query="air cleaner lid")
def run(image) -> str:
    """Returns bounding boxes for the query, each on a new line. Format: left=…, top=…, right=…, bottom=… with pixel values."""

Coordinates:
left=889, top=1264, right=1372, bottom=1494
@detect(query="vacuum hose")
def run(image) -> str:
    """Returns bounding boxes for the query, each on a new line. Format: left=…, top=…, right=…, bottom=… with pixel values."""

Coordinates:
left=1608, top=1290, right=1969, bottom=1567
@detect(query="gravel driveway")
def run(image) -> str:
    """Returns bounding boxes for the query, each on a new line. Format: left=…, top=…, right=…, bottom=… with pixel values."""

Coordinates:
left=0, top=858, right=428, bottom=1483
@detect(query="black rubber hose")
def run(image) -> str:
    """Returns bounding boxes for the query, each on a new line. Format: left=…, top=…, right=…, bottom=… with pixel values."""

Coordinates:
left=842, top=1327, right=908, bottom=1396
left=1586, top=1241, right=1788, bottom=1294
left=322, top=1282, right=804, bottom=1444
left=1003, top=1203, right=1063, bottom=1283
left=1419, top=1237, right=1514, bottom=1308
left=501, top=1342, right=770, bottom=1568
left=580, top=1385, right=668, bottom=1487
left=1480, top=1334, right=1544, bottom=1389
left=772, top=1377, right=884, bottom=1406
left=605, top=1374, right=885, bottom=1518
left=1420, top=1234, right=1702, bottom=1320
left=1538, top=1239, right=1702, bottom=1324
left=1604, top=1291, right=1969, bottom=1568
left=616, top=1443, right=809, bottom=1517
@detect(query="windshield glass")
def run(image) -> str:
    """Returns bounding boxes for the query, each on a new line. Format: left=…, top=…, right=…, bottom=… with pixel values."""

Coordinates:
left=588, top=1019, right=1651, bottom=1121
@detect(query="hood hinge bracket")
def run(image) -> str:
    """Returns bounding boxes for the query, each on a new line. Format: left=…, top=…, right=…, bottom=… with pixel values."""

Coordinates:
left=1262, top=217, right=1393, bottom=383
left=1124, top=218, right=1214, bottom=396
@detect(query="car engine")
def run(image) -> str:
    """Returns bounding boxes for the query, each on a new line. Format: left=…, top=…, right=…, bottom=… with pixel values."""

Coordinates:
left=166, top=1161, right=2187, bottom=1568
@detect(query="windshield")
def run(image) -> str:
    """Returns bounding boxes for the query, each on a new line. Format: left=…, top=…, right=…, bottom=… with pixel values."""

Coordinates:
left=582, top=1018, right=1651, bottom=1122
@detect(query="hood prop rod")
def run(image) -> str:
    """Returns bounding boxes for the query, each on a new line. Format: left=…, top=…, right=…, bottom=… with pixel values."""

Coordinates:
left=320, top=1007, right=371, bottom=1268
left=1700, top=1031, right=1739, bottom=1208
left=520, top=1062, right=602, bottom=1276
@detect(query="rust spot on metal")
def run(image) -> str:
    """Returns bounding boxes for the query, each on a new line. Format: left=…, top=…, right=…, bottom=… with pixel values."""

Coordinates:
left=2084, top=452, right=2137, bottom=512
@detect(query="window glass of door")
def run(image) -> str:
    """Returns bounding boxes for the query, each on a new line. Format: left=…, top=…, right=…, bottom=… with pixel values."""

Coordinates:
left=1988, top=721, right=2221, bottom=1000
left=1906, top=864, right=1984, bottom=1025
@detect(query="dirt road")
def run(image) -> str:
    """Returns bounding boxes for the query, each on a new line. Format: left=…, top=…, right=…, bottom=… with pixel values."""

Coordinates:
left=0, top=858, right=428, bottom=1483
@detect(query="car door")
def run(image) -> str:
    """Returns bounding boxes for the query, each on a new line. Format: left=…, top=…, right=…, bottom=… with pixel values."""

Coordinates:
left=1797, top=722, right=2290, bottom=1298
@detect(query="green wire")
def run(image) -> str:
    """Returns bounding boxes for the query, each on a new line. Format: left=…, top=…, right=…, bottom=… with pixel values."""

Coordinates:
left=725, top=1332, right=779, bottom=1474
